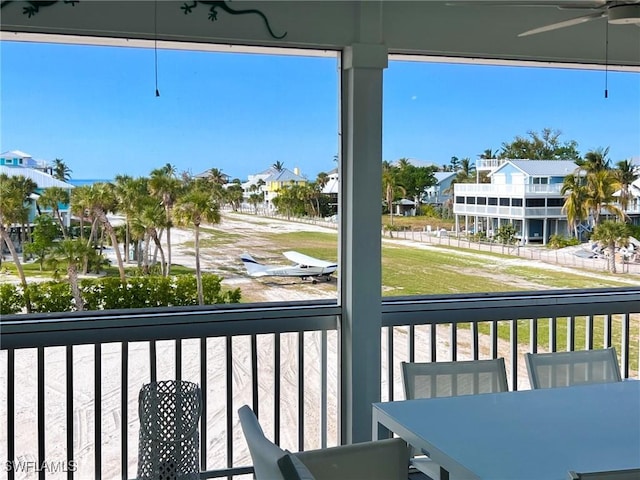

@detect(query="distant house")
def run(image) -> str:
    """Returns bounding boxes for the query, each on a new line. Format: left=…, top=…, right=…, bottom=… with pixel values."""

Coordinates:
left=423, top=171, right=456, bottom=205
left=194, top=169, right=231, bottom=183
left=453, top=159, right=579, bottom=245
left=0, top=162, right=75, bottom=227
left=242, top=166, right=307, bottom=210
left=0, top=149, right=50, bottom=172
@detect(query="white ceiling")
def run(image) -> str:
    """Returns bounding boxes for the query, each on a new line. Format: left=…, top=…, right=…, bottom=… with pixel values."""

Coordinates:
left=0, top=1, right=638, bottom=69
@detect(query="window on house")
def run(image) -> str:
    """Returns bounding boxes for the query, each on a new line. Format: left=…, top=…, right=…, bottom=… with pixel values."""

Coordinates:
left=466, top=196, right=476, bottom=204
left=477, top=197, right=486, bottom=205
left=532, top=177, right=549, bottom=184
left=547, top=198, right=564, bottom=207
left=512, top=198, right=523, bottom=207
left=488, top=197, right=498, bottom=205
left=526, top=198, right=545, bottom=207
left=499, top=198, right=510, bottom=206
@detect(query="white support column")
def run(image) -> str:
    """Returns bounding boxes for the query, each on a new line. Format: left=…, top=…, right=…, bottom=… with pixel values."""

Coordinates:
left=339, top=42, right=387, bottom=444
left=543, top=218, right=548, bottom=246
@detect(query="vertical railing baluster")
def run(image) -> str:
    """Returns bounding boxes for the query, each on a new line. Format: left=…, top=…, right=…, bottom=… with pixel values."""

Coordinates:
left=8, top=349, right=15, bottom=480
left=320, top=330, right=327, bottom=449
left=225, top=336, right=233, bottom=472
left=604, top=314, right=613, bottom=348
left=621, top=313, right=630, bottom=379
left=567, top=316, right=575, bottom=351
left=251, top=335, right=258, bottom=416
left=175, top=339, right=182, bottom=382
left=450, top=323, right=457, bottom=362
left=530, top=318, right=538, bottom=354
left=471, top=322, right=479, bottom=360
left=95, top=343, right=102, bottom=480
left=200, top=337, right=207, bottom=473
left=66, top=346, right=74, bottom=480
left=430, top=324, right=437, bottom=362
left=408, top=325, right=415, bottom=363
left=38, top=346, right=45, bottom=480
left=388, top=327, right=394, bottom=402
left=490, top=321, right=498, bottom=359
left=120, top=343, right=127, bottom=480
left=274, top=334, right=281, bottom=445
left=585, top=315, right=594, bottom=350
left=510, top=320, right=518, bottom=390
left=298, top=332, right=305, bottom=451
left=149, top=340, right=157, bottom=383
left=549, top=317, right=557, bottom=352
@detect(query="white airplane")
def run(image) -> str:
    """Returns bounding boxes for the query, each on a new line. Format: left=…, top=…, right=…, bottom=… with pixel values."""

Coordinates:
left=240, top=251, right=337, bottom=283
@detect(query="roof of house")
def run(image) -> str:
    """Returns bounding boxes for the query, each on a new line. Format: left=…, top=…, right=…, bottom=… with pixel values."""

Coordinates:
left=492, top=160, right=578, bottom=177
left=434, top=172, right=456, bottom=183
left=0, top=165, right=74, bottom=189
left=1, top=149, right=32, bottom=159
left=264, top=168, right=306, bottom=183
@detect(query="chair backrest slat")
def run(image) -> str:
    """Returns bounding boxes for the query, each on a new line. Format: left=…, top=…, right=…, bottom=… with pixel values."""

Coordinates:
left=401, top=358, right=509, bottom=400
left=525, top=348, right=622, bottom=389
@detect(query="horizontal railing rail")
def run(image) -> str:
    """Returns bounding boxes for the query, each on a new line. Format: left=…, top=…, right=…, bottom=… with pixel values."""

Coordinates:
left=2, top=289, right=638, bottom=479
left=380, top=288, right=640, bottom=399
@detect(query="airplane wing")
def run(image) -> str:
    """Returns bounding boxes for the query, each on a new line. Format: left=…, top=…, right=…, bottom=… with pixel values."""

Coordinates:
left=282, top=251, right=336, bottom=268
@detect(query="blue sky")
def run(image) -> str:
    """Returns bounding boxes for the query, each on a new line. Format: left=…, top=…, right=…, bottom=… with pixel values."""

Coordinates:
left=1, top=40, right=639, bottom=181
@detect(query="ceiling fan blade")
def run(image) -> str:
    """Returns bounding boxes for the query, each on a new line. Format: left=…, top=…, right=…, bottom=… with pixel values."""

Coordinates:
left=518, top=11, right=606, bottom=36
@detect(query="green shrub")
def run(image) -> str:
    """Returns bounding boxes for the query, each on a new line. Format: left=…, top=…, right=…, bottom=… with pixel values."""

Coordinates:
left=0, top=283, right=24, bottom=314
left=547, top=234, right=581, bottom=249
left=27, top=282, right=74, bottom=313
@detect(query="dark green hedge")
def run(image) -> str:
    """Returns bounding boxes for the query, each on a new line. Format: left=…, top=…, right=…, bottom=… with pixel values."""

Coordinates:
left=0, top=274, right=241, bottom=315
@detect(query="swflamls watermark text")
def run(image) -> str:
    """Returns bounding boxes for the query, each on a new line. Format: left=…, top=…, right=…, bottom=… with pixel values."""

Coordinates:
left=5, top=460, right=78, bottom=473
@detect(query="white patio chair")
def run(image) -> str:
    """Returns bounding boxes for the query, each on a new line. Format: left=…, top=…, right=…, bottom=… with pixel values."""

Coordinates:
left=401, top=358, right=509, bottom=400
left=238, top=405, right=409, bottom=480
left=401, top=358, right=509, bottom=479
left=525, top=347, right=622, bottom=389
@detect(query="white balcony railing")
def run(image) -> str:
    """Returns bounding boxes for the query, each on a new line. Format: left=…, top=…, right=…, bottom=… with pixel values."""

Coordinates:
left=1, top=289, right=639, bottom=479
left=454, top=183, right=564, bottom=196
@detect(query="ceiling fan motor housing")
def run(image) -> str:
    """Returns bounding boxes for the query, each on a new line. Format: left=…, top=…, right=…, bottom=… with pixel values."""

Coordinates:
left=607, top=4, right=640, bottom=24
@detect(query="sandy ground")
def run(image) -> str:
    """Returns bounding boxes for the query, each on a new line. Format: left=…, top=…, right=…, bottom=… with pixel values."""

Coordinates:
left=1, top=212, right=638, bottom=479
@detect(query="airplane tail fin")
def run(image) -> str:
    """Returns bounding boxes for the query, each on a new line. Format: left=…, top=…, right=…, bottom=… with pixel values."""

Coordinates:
left=240, top=253, right=268, bottom=276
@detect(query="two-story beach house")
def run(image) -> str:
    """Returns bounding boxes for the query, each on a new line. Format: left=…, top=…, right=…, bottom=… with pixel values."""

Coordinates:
left=423, top=171, right=456, bottom=206
left=242, top=166, right=307, bottom=210
left=453, top=159, right=580, bottom=245
left=0, top=150, right=75, bottom=227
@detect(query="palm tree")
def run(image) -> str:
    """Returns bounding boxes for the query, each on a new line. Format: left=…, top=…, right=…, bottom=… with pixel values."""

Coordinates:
left=47, top=238, right=92, bottom=310
left=87, top=182, right=126, bottom=282
left=173, top=188, right=221, bottom=305
left=454, top=158, right=476, bottom=184
left=37, top=186, right=70, bottom=238
left=149, top=166, right=182, bottom=276
left=585, top=169, right=624, bottom=226
left=130, top=198, right=168, bottom=275
left=613, top=159, right=638, bottom=213
left=382, top=161, right=405, bottom=225
left=561, top=174, right=589, bottom=238
left=114, top=175, right=148, bottom=264
left=479, top=148, right=498, bottom=159
left=52, top=158, right=72, bottom=181
left=70, top=185, right=92, bottom=240
left=207, top=168, right=226, bottom=186
left=272, top=161, right=285, bottom=172
left=577, top=147, right=611, bottom=173
left=0, top=173, right=33, bottom=312
left=591, top=220, right=630, bottom=273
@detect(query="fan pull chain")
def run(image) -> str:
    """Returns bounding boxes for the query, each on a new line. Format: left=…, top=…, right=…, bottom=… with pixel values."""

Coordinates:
left=155, top=0, right=160, bottom=97
left=604, top=19, right=609, bottom=99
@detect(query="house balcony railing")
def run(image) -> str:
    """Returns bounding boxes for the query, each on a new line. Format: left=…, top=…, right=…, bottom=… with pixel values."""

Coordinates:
left=2, top=289, right=639, bottom=479
left=455, top=183, right=564, bottom=196
left=453, top=205, right=566, bottom=218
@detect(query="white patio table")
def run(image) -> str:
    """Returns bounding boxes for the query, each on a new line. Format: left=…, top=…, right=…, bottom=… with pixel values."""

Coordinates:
left=373, top=380, right=640, bottom=480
